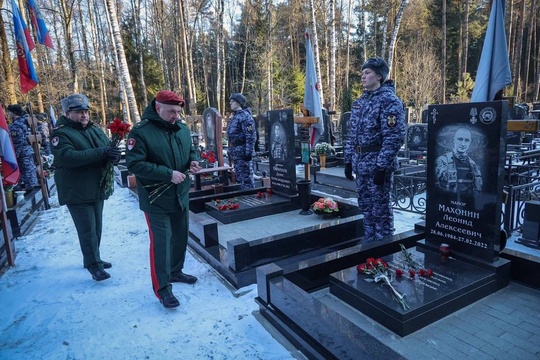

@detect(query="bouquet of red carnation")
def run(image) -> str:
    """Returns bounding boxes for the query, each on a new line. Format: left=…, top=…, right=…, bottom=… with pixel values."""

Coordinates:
left=201, top=150, right=216, bottom=164
left=101, top=118, right=131, bottom=198
left=357, top=257, right=409, bottom=311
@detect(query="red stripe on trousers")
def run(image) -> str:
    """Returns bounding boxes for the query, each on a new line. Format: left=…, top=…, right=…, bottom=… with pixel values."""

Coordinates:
left=144, top=212, right=161, bottom=299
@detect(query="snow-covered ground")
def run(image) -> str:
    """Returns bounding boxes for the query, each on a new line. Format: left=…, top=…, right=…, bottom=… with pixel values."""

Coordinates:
left=0, top=185, right=423, bottom=359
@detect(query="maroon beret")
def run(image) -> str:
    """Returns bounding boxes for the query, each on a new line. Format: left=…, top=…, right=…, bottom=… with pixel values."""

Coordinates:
left=155, top=90, right=185, bottom=107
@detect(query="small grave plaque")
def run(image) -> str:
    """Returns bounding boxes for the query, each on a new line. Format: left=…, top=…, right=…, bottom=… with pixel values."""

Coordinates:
left=340, top=111, right=351, bottom=146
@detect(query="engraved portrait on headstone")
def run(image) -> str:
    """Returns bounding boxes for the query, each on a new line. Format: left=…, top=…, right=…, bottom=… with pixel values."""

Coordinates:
left=271, top=122, right=287, bottom=161
left=202, top=107, right=218, bottom=152
left=434, top=126, right=484, bottom=197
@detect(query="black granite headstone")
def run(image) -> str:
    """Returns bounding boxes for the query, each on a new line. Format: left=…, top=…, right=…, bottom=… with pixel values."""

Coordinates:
left=267, top=109, right=296, bottom=195
left=322, top=109, right=332, bottom=144
left=522, top=201, right=540, bottom=241
left=406, top=124, right=428, bottom=152
left=426, top=101, right=507, bottom=262
left=340, top=111, right=351, bottom=146
left=255, top=114, right=266, bottom=152
left=202, top=107, right=219, bottom=153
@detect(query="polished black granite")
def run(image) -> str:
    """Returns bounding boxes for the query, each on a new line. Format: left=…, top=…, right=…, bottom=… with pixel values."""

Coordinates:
left=256, top=231, right=511, bottom=357
left=329, top=247, right=510, bottom=336
left=205, top=192, right=297, bottom=224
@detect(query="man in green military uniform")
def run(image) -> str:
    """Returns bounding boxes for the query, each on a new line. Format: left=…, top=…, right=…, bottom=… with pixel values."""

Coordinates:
left=51, top=94, right=121, bottom=281
left=126, top=90, right=201, bottom=309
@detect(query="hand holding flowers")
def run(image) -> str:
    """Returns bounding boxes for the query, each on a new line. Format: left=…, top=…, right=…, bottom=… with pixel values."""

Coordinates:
left=101, top=118, right=131, bottom=197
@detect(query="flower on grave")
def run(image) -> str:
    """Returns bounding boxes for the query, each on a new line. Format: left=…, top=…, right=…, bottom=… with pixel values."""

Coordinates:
left=213, top=198, right=240, bottom=211
left=396, top=244, right=434, bottom=279
left=100, top=118, right=131, bottom=198
left=311, top=197, right=339, bottom=215
left=256, top=188, right=273, bottom=199
left=201, top=150, right=216, bottom=164
left=356, top=257, right=410, bottom=311
left=314, top=142, right=334, bottom=155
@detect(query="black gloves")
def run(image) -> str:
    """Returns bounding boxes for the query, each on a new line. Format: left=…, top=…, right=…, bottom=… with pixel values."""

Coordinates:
left=344, top=163, right=354, bottom=180
left=243, top=153, right=253, bottom=161
left=103, top=146, right=121, bottom=163
left=373, top=168, right=386, bottom=185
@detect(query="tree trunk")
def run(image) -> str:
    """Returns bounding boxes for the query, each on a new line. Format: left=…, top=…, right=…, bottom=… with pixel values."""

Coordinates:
left=521, top=0, right=536, bottom=100
left=59, top=0, right=78, bottom=92
left=381, top=0, right=390, bottom=59
left=441, top=0, right=447, bottom=104
left=216, top=0, right=224, bottom=113
left=88, top=0, right=107, bottom=124
left=388, top=0, right=408, bottom=75
left=105, top=0, right=141, bottom=123
left=0, top=2, right=17, bottom=104
left=345, top=0, right=352, bottom=89
left=461, top=0, right=470, bottom=78
left=513, top=0, right=526, bottom=99
left=329, top=0, right=336, bottom=109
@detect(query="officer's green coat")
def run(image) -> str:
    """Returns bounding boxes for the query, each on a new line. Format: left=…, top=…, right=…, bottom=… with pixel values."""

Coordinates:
left=51, top=116, right=110, bottom=205
left=126, top=100, right=198, bottom=213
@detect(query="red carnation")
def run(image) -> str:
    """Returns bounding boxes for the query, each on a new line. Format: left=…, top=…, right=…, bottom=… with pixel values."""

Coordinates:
left=356, top=264, right=366, bottom=273
left=419, top=269, right=426, bottom=277
left=395, top=269, right=404, bottom=277
left=427, top=269, right=434, bottom=277
left=409, top=269, right=416, bottom=278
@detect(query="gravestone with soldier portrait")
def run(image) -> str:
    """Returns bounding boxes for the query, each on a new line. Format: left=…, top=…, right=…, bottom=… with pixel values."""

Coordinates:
left=426, top=101, right=507, bottom=262
left=267, top=109, right=296, bottom=195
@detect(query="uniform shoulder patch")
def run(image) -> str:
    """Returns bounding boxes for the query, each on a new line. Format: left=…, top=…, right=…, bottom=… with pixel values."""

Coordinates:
left=387, top=115, right=397, bottom=127
left=127, top=138, right=136, bottom=150
left=52, top=136, right=59, bottom=147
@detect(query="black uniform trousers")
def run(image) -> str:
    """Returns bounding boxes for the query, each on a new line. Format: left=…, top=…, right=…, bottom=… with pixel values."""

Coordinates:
left=67, top=200, right=105, bottom=270
left=144, top=208, right=189, bottom=299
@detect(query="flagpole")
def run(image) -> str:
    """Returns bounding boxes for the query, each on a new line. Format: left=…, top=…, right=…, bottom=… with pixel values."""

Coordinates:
left=26, top=102, right=50, bottom=210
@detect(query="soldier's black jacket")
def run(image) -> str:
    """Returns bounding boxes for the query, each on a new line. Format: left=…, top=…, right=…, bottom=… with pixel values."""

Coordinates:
left=126, top=100, right=198, bottom=214
left=51, top=116, right=110, bottom=205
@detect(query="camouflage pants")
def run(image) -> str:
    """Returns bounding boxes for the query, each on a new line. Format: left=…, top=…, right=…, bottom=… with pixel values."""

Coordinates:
left=17, top=155, right=39, bottom=190
left=234, top=159, right=254, bottom=190
left=356, top=171, right=394, bottom=242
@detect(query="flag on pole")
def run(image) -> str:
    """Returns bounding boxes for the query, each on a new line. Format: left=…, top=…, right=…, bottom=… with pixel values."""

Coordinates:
left=303, top=29, right=324, bottom=147
left=27, top=0, right=55, bottom=49
left=49, top=105, right=57, bottom=128
left=470, top=0, right=512, bottom=102
left=11, top=0, right=39, bottom=94
left=0, top=107, right=20, bottom=185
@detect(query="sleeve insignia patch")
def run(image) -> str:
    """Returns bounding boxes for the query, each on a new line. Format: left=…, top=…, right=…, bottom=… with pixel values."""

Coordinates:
left=52, top=136, right=59, bottom=146
left=387, top=115, right=397, bottom=127
left=127, top=138, right=136, bottom=150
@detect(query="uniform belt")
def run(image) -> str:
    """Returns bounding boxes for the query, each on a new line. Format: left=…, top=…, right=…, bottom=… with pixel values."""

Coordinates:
left=356, top=145, right=382, bottom=153
left=231, top=141, right=246, bottom=147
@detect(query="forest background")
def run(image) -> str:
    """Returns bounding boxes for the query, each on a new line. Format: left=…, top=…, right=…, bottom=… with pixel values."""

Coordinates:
left=0, top=0, right=539, bottom=127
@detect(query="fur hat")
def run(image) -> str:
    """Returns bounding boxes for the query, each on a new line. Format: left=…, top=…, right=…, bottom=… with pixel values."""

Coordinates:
left=361, top=57, right=390, bottom=83
left=229, top=93, right=247, bottom=108
left=155, top=90, right=185, bottom=107
left=7, top=104, right=25, bottom=116
left=61, top=94, right=90, bottom=113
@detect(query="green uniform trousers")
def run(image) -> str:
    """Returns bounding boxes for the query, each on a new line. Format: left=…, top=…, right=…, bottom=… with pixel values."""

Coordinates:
left=144, top=209, right=189, bottom=299
left=67, top=201, right=104, bottom=270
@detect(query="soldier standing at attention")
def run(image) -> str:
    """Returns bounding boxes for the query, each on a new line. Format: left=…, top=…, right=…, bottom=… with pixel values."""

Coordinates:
left=227, top=93, right=256, bottom=190
left=7, top=104, right=39, bottom=191
left=51, top=94, right=121, bottom=281
left=344, top=57, right=406, bottom=243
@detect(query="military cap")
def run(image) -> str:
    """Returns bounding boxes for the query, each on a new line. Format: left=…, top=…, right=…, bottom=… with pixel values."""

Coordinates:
left=361, top=57, right=390, bottom=83
left=61, top=94, right=90, bottom=113
left=229, top=93, right=247, bottom=108
left=155, top=90, right=185, bottom=107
